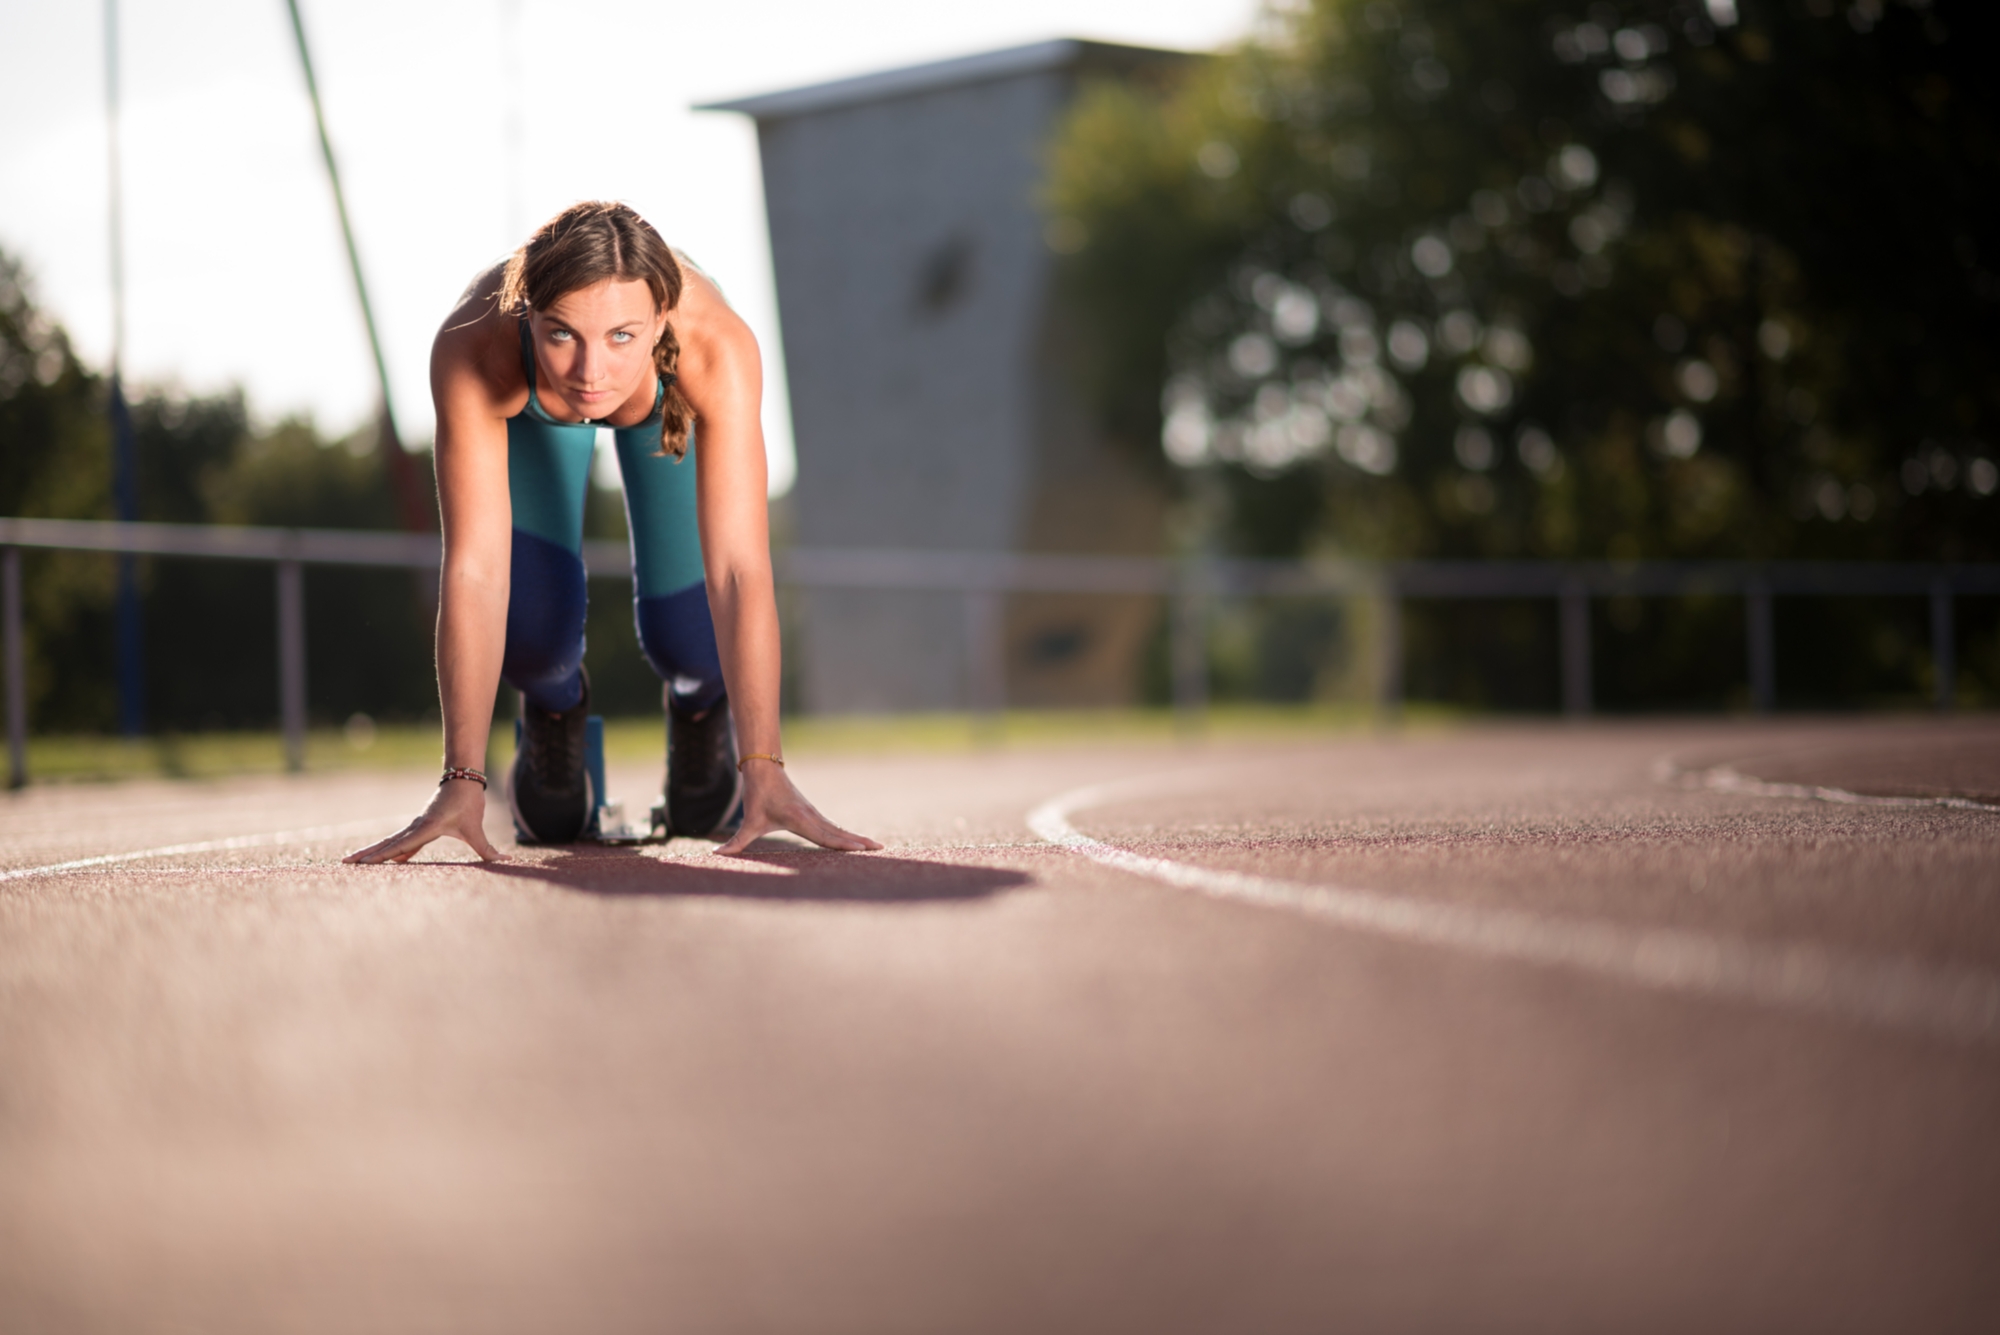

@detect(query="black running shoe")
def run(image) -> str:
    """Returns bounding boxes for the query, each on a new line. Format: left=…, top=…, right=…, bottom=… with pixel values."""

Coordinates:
left=665, top=696, right=743, bottom=839
left=508, top=670, right=593, bottom=844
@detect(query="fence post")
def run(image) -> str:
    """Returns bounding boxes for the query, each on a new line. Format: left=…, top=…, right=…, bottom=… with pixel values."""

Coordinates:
left=1559, top=583, right=1592, bottom=717
left=1375, top=581, right=1403, bottom=717
left=277, top=558, right=307, bottom=772
left=1931, top=580, right=1955, bottom=712
left=1746, top=580, right=1775, bottom=715
left=961, top=589, right=1004, bottom=725
left=4, top=546, right=24, bottom=789
left=1171, top=562, right=1209, bottom=726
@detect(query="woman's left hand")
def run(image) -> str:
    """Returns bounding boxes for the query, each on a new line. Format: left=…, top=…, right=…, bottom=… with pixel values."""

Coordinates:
left=716, top=762, right=881, bottom=855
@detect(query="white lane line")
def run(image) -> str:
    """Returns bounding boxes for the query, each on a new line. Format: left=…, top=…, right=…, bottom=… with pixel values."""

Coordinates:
left=0, top=819, right=388, bottom=884
left=1654, top=757, right=2000, bottom=813
left=1028, top=777, right=2000, bottom=1046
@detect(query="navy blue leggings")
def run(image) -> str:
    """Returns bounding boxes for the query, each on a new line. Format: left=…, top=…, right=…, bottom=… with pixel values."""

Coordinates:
left=501, top=410, right=724, bottom=716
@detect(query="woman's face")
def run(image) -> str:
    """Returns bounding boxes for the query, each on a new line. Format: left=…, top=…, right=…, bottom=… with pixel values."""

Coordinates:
left=530, top=278, right=666, bottom=415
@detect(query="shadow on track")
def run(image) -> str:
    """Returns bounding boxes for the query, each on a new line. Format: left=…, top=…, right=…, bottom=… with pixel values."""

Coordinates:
left=483, top=843, right=1030, bottom=903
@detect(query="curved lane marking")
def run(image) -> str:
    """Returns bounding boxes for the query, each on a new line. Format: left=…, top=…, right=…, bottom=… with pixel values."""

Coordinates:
left=1028, top=776, right=2000, bottom=1046
left=0, top=819, right=389, bottom=884
left=1654, top=757, right=2000, bottom=813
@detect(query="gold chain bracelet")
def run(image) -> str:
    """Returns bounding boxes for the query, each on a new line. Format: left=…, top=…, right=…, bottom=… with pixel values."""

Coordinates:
left=736, top=753, right=784, bottom=773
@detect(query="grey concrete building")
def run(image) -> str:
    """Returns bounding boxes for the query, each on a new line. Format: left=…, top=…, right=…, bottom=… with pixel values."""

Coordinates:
left=702, top=40, right=1189, bottom=713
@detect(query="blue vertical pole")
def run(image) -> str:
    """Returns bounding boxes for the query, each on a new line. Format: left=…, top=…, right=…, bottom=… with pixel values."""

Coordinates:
left=107, top=0, right=144, bottom=736
left=111, top=378, right=143, bottom=735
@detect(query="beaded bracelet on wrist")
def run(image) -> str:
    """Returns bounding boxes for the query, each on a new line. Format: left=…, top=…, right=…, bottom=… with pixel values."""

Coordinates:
left=440, top=766, right=488, bottom=789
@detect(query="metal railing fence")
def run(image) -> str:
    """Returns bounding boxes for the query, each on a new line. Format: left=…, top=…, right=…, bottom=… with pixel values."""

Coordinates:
left=5, top=516, right=1995, bottom=787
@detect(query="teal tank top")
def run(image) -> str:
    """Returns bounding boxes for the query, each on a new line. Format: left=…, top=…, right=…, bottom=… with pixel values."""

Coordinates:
left=506, top=319, right=707, bottom=598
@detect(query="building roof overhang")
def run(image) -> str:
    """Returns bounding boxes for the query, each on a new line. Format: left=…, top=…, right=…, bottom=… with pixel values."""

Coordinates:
left=695, top=37, right=1196, bottom=121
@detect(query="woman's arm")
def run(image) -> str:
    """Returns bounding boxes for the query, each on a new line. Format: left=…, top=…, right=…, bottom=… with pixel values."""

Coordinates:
left=678, top=289, right=879, bottom=855
left=345, top=304, right=514, bottom=864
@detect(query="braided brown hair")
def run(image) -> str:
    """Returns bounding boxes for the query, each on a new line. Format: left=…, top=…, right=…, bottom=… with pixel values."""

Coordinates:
left=498, top=201, right=694, bottom=457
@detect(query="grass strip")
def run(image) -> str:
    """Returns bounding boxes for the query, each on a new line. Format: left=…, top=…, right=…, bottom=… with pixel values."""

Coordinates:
left=16, top=703, right=1460, bottom=784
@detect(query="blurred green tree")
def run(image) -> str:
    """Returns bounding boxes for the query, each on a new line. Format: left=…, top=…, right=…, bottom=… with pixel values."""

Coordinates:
left=1046, top=0, right=1999, bottom=567
left=1, top=251, right=120, bottom=729
left=0, top=247, right=450, bottom=730
left=143, top=409, right=442, bottom=731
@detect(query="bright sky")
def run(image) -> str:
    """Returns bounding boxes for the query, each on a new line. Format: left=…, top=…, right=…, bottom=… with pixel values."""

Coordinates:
left=0, top=0, right=1258, bottom=495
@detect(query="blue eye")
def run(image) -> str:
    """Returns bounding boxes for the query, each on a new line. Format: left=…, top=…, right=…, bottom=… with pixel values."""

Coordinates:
left=611, top=330, right=633, bottom=343
left=549, top=328, right=572, bottom=342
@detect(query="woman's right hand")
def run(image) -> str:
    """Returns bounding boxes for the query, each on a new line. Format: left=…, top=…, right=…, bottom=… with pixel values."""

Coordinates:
left=344, top=777, right=507, bottom=865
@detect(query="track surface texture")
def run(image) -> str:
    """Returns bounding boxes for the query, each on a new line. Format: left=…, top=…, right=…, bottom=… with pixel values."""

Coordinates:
left=3, top=718, right=1997, bottom=1333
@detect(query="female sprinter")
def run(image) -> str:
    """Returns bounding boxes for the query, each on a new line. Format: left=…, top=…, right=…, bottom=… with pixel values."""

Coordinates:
left=346, top=201, right=878, bottom=863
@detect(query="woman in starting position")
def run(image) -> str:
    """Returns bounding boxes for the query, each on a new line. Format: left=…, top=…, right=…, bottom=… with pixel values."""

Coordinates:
left=347, top=201, right=877, bottom=863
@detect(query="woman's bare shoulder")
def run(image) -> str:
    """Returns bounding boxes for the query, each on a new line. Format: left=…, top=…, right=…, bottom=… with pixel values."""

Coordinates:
left=434, top=262, right=526, bottom=414
left=673, top=265, right=758, bottom=373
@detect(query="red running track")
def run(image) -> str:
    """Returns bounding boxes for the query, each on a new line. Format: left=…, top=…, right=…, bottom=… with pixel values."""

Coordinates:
left=2, top=718, right=1996, bottom=1332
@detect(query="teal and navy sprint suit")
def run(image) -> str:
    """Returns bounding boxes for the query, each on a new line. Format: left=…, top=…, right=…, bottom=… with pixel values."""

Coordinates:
left=501, top=319, right=724, bottom=716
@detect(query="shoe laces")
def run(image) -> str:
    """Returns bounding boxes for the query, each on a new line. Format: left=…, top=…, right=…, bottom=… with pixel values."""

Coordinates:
left=669, top=707, right=730, bottom=785
left=526, top=708, right=579, bottom=788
